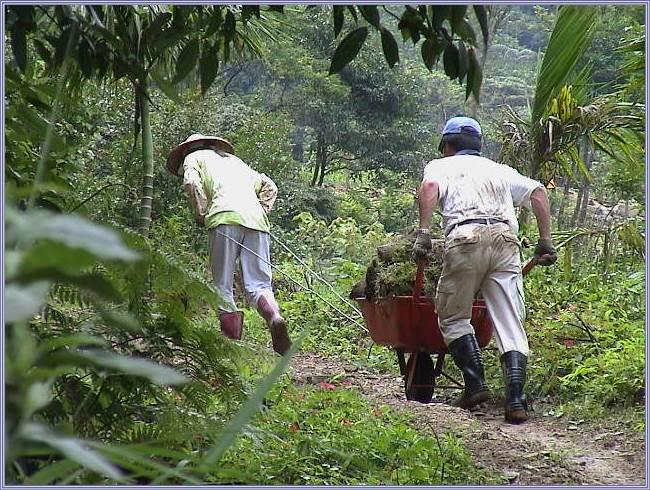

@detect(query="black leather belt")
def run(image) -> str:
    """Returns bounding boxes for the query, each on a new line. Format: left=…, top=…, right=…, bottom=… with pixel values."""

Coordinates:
left=446, top=217, right=508, bottom=236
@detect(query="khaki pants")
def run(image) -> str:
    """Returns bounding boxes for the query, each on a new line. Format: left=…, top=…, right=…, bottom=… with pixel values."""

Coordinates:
left=436, top=222, right=529, bottom=355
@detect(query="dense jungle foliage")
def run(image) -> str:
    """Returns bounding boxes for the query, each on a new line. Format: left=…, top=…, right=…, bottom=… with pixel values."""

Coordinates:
left=4, top=4, right=646, bottom=485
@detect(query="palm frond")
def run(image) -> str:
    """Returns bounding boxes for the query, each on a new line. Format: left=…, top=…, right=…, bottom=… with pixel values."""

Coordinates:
left=531, top=6, right=599, bottom=123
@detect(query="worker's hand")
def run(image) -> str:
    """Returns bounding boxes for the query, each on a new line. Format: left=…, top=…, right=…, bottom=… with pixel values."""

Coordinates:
left=413, top=231, right=432, bottom=260
left=534, top=238, right=557, bottom=266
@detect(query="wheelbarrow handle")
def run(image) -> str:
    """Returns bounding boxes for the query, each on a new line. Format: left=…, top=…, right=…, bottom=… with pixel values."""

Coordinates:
left=522, top=257, right=538, bottom=276
left=522, top=254, right=555, bottom=277
left=413, top=260, right=426, bottom=300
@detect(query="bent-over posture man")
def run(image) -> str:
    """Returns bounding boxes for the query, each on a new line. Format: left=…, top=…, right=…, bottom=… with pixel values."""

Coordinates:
left=167, top=133, right=291, bottom=355
left=414, top=116, right=557, bottom=423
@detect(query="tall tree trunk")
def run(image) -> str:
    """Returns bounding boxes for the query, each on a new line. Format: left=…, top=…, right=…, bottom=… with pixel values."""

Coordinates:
left=570, top=188, right=584, bottom=227
left=577, top=184, right=590, bottom=226
left=577, top=134, right=594, bottom=226
left=310, top=160, right=319, bottom=187
left=137, top=82, right=154, bottom=237
left=570, top=134, right=594, bottom=228
left=317, top=161, right=326, bottom=186
left=557, top=176, right=571, bottom=230
left=292, top=125, right=305, bottom=162
left=311, top=135, right=327, bottom=187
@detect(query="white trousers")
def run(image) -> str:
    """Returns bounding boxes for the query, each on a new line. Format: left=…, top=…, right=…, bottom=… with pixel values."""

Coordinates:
left=436, top=222, right=529, bottom=355
left=208, top=224, right=275, bottom=312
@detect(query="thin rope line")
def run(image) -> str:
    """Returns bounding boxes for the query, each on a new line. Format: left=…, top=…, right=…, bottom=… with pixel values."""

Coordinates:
left=214, top=230, right=368, bottom=333
left=270, top=231, right=364, bottom=318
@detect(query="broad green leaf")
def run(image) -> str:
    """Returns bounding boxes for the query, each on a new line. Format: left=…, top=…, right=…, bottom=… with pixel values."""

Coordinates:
left=199, top=42, right=220, bottom=95
left=90, top=442, right=201, bottom=485
left=6, top=209, right=139, bottom=262
left=328, top=27, right=368, bottom=75
left=359, top=6, right=380, bottom=28
left=451, top=5, right=468, bottom=28
left=151, top=73, right=180, bottom=103
left=5, top=250, right=23, bottom=281
left=40, top=334, right=108, bottom=353
left=5, top=282, right=50, bottom=324
left=142, top=12, right=172, bottom=45
left=421, top=37, right=439, bottom=72
left=19, top=241, right=97, bottom=273
left=457, top=42, right=469, bottom=82
left=241, top=5, right=260, bottom=22
left=20, top=422, right=123, bottom=481
left=333, top=6, right=344, bottom=37
left=443, top=42, right=459, bottom=79
left=473, top=6, right=489, bottom=47
left=453, top=19, right=476, bottom=45
left=398, top=8, right=423, bottom=44
left=151, top=29, right=187, bottom=55
left=96, top=306, right=141, bottom=332
left=25, top=380, right=54, bottom=418
left=77, top=38, right=94, bottom=77
left=173, top=39, right=199, bottom=83
left=11, top=24, right=27, bottom=72
left=12, top=102, right=65, bottom=152
left=84, top=23, right=121, bottom=49
left=25, top=459, right=81, bottom=485
left=431, top=5, right=452, bottom=30
left=205, top=8, right=223, bottom=37
left=466, top=47, right=482, bottom=102
left=76, top=349, right=188, bottom=385
left=532, top=6, right=598, bottom=123
left=380, top=27, right=399, bottom=68
left=224, top=10, right=236, bottom=43
left=17, top=269, right=122, bottom=302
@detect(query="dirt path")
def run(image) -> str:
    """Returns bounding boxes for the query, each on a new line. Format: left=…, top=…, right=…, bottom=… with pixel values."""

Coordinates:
left=289, top=353, right=646, bottom=486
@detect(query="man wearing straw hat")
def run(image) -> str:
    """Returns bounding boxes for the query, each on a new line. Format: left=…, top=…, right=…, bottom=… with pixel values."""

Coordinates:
left=167, top=133, right=291, bottom=355
left=414, top=116, right=557, bottom=423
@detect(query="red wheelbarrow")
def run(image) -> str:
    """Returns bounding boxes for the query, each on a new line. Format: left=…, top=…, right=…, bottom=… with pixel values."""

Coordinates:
left=356, top=258, right=539, bottom=403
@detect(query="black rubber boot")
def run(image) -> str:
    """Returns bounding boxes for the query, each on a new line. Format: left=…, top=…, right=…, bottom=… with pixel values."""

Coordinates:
left=501, top=351, right=528, bottom=423
left=448, top=334, right=489, bottom=409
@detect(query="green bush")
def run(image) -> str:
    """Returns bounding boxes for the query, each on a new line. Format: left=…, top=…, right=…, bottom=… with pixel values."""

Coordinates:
left=522, top=257, right=645, bottom=415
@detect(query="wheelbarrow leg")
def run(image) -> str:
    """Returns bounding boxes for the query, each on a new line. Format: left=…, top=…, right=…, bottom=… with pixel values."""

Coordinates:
left=395, top=349, right=407, bottom=376
left=404, top=352, right=435, bottom=403
left=433, top=353, right=445, bottom=377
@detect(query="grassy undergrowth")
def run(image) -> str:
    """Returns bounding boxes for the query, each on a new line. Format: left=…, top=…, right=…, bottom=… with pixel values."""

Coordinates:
left=211, top=380, right=500, bottom=485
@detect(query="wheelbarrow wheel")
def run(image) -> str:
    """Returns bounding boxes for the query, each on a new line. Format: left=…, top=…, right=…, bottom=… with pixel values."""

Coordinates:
left=405, top=352, right=435, bottom=403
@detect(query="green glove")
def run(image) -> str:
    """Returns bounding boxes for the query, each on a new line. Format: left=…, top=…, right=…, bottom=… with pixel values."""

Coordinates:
left=413, top=231, right=432, bottom=260
left=534, top=238, right=557, bottom=266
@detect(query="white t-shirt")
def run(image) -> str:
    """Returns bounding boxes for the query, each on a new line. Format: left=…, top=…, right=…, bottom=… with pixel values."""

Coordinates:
left=422, top=154, right=543, bottom=235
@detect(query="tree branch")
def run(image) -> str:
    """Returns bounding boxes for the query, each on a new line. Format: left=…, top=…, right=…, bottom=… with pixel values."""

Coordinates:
left=223, top=63, right=244, bottom=96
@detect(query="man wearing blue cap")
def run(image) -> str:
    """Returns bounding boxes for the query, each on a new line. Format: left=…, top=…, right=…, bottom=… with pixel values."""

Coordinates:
left=414, top=116, right=557, bottom=423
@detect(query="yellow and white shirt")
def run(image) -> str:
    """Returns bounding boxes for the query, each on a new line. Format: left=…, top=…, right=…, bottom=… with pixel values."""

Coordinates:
left=181, top=150, right=277, bottom=232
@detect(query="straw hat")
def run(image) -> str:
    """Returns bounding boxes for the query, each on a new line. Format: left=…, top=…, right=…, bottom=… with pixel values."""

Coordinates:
left=166, top=133, right=235, bottom=176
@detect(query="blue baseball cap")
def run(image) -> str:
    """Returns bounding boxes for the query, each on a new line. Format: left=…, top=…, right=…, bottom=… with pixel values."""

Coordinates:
left=438, top=116, right=482, bottom=153
left=441, top=116, right=482, bottom=136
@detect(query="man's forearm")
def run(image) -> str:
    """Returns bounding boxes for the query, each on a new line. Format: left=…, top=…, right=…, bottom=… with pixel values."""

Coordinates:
left=183, top=183, right=209, bottom=222
left=418, top=181, right=439, bottom=229
left=258, top=175, right=278, bottom=213
left=530, top=187, right=552, bottom=239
